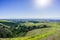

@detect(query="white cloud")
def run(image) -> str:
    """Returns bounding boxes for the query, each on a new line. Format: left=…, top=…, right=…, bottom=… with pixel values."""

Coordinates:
left=33, top=0, right=54, bottom=8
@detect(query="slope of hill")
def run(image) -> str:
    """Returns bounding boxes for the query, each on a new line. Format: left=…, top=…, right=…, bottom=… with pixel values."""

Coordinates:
left=0, top=19, right=60, bottom=40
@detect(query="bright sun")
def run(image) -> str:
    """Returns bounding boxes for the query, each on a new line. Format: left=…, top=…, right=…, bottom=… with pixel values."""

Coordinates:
left=34, top=0, right=53, bottom=8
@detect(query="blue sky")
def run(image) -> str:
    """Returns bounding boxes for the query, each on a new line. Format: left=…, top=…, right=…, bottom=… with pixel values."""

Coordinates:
left=0, top=0, right=60, bottom=19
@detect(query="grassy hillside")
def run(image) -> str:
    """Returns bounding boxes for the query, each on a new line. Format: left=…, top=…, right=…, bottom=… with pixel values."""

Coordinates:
left=0, top=20, right=11, bottom=22
left=0, top=20, right=60, bottom=40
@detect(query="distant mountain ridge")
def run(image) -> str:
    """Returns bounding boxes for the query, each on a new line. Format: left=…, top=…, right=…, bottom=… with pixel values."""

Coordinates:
left=0, top=19, right=60, bottom=22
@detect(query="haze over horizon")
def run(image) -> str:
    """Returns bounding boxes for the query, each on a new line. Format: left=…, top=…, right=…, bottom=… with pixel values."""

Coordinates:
left=0, top=0, right=60, bottom=19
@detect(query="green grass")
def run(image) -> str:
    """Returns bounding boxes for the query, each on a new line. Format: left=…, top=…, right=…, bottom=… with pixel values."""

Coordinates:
left=0, top=28, right=55, bottom=40
left=0, top=22, right=60, bottom=40
left=0, top=20, right=11, bottom=22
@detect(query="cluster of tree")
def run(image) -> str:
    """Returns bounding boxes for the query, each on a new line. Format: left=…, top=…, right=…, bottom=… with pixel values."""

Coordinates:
left=0, top=22, right=49, bottom=38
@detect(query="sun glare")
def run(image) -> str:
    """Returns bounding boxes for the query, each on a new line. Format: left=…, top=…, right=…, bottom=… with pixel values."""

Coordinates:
left=34, top=0, right=53, bottom=8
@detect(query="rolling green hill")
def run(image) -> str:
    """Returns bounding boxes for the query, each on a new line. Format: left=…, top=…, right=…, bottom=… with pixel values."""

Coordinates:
left=0, top=20, right=60, bottom=40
